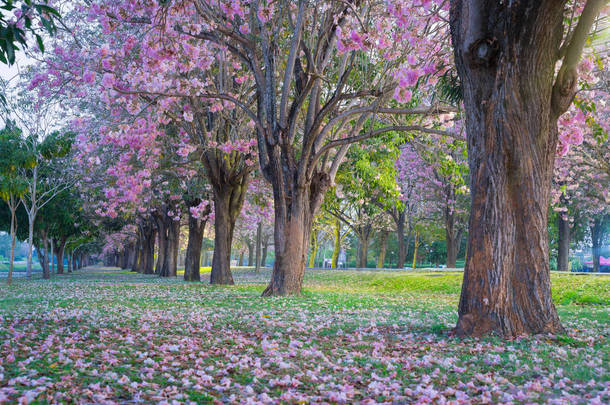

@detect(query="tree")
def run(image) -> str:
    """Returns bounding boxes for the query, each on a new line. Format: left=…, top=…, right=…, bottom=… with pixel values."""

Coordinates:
left=450, top=0, right=606, bottom=336
left=0, top=123, right=29, bottom=284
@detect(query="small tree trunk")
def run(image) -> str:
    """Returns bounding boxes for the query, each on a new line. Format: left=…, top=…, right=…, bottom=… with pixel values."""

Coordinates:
left=358, top=234, right=370, bottom=268
left=412, top=230, right=419, bottom=270
left=153, top=213, right=168, bottom=276
left=166, top=220, right=179, bottom=277
left=557, top=215, right=571, bottom=271
left=185, top=212, right=206, bottom=281
left=377, top=230, right=388, bottom=269
left=247, top=241, right=254, bottom=267
left=308, top=229, right=319, bottom=268
left=331, top=218, right=341, bottom=269
left=50, top=239, right=55, bottom=275
left=56, top=237, right=67, bottom=274
left=255, top=222, right=262, bottom=272
left=590, top=216, right=608, bottom=273
left=7, top=205, right=17, bottom=285
left=26, top=214, right=35, bottom=279
left=261, top=240, right=269, bottom=268
left=396, top=210, right=407, bottom=269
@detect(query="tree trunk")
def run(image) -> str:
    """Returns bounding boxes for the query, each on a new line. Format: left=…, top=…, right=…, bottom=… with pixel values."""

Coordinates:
left=139, top=218, right=156, bottom=275
left=331, top=218, right=341, bottom=269
left=153, top=213, right=168, bottom=276
left=377, top=230, right=388, bottom=269
left=357, top=233, right=370, bottom=268
left=50, top=239, right=55, bottom=275
left=26, top=213, right=34, bottom=279
left=396, top=210, right=407, bottom=269
left=127, top=244, right=137, bottom=269
left=209, top=185, right=245, bottom=285
left=185, top=211, right=206, bottom=281
left=262, top=166, right=330, bottom=296
left=255, top=222, right=262, bottom=272
left=446, top=228, right=463, bottom=269
left=590, top=216, right=608, bottom=273
left=166, top=220, right=179, bottom=277
left=450, top=0, right=577, bottom=336
left=243, top=241, right=251, bottom=267
left=557, top=215, right=571, bottom=271
left=412, top=230, right=419, bottom=270
left=308, top=229, right=319, bottom=268
left=261, top=239, right=269, bottom=268
left=7, top=204, right=17, bottom=285
left=56, top=237, right=67, bottom=274
left=262, top=213, right=311, bottom=296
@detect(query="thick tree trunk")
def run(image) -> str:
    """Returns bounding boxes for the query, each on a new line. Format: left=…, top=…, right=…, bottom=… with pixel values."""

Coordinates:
left=557, top=215, right=571, bottom=271
left=185, top=211, right=206, bottom=282
left=262, top=168, right=330, bottom=296
left=377, top=230, right=388, bottom=269
left=450, top=0, right=570, bottom=336
left=56, top=237, right=67, bottom=275
left=262, top=214, right=311, bottom=296
left=210, top=185, right=245, bottom=285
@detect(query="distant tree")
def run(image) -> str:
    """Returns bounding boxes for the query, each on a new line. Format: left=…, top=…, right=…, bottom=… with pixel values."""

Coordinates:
left=0, top=122, right=30, bottom=283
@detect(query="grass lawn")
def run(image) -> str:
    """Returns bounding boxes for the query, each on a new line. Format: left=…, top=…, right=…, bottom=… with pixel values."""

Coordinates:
left=0, top=267, right=608, bottom=404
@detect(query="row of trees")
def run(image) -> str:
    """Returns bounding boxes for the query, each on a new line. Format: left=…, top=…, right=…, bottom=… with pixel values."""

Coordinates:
left=2, top=0, right=607, bottom=338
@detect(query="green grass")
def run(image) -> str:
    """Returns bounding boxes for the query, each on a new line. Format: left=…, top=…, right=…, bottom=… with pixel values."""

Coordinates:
left=0, top=267, right=608, bottom=404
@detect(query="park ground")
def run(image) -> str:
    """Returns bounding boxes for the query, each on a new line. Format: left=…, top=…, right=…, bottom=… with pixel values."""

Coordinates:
left=0, top=268, right=608, bottom=404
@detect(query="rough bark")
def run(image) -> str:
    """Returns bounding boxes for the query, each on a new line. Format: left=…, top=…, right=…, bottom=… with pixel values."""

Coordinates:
left=377, top=230, right=388, bottom=269
left=448, top=0, right=604, bottom=336
left=557, top=215, right=571, bottom=271
left=184, top=205, right=208, bottom=282
left=209, top=184, right=246, bottom=285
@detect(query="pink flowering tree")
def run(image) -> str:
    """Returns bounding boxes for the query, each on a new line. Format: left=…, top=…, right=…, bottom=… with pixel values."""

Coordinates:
left=157, top=0, right=457, bottom=295
left=553, top=51, right=609, bottom=272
